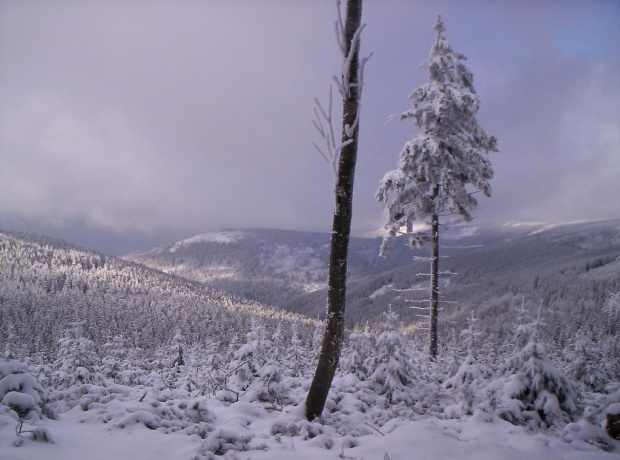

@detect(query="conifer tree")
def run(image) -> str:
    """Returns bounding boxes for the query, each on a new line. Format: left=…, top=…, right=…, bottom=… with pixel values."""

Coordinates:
left=377, top=16, right=497, bottom=360
left=445, top=313, right=492, bottom=417
left=53, top=322, right=102, bottom=390
left=491, top=302, right=578, bottom=428
left=369, top=305, right=413, bottom=404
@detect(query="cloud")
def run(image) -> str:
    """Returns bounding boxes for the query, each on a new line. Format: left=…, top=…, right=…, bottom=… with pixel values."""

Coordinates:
left=0, top=92, right=162, bottom=231
left=0, top=0, right=618, bottom=254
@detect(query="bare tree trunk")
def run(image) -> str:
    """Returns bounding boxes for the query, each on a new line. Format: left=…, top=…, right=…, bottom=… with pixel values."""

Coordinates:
left=429, top=185, right=439, bottom=360
left=305, top=0, right=363, bottom=421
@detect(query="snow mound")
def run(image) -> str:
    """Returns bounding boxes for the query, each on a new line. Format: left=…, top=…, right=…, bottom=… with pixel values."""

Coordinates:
left=170, top=231, right=244, bottom=252
left=608, top=403, right=620, bottom=415
left=444, top=226, right=479, bottom=239
left=369, top=284, right=393, bottom=300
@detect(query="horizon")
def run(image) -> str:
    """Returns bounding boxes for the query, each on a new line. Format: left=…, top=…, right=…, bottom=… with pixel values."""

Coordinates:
left=2, top=217, right=619, bottom=256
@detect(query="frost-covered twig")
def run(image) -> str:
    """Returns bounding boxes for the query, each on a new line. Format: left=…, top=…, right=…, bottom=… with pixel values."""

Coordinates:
left=312, top=87, right=354, bottom=191
left=364, top=421, right=386, bottom=437
left=313, top=0, right=370, bottom=206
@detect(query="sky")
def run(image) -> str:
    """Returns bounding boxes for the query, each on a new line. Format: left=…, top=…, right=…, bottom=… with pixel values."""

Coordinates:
left=1, top=0, right=619, bottom=255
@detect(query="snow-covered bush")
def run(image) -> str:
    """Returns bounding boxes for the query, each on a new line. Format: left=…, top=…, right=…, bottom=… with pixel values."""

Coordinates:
left=561, top=405, right=615, bottom=451
left=76, top=386, right=215, bottom=438
left=256, top=361, right=291, bottom=408
left=101, top=335, right=142, bottom=386
left=0, top=360, right=52, bottom=422
left=197, top=427, right=252, bottom=458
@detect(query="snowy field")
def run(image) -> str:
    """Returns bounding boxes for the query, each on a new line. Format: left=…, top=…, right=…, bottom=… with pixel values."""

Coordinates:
left=1, top=391, right=617, bottom=460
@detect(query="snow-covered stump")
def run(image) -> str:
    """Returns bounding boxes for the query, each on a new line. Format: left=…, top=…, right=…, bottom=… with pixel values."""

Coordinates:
left=607, top=403, right=620, bottom=440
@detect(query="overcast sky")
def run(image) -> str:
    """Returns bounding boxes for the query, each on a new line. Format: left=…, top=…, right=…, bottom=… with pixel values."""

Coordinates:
left=1, top=0, right=619, bottom=255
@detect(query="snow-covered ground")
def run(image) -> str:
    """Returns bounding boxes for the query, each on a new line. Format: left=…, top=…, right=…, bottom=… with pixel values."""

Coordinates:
left=1, top=397, right=616, bottom=460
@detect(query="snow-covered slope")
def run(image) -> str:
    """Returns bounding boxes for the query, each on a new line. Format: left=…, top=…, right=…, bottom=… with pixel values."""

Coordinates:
left=0, top=230, right=312, bottom=357
left=124, top=228, right=417, bottom=303
left=125, top=221, right=620, bottom=333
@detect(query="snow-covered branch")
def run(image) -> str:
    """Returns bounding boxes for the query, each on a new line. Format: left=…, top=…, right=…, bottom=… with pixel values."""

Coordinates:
left=313, top=1, right=370, bottom=194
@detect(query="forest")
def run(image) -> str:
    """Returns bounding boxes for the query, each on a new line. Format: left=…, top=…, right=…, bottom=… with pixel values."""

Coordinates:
left=1, top=0, right=619, bottom=458
left=0, top=228, right=618, bottom=458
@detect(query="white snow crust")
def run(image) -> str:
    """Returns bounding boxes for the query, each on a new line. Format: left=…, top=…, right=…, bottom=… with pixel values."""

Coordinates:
left=1, top=401, right=616, bottom=460
left=170, top=231, right=244, bottom=253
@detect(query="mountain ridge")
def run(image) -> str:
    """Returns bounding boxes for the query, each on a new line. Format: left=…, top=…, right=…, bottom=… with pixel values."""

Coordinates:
left=123, top=220, right=620, bottom=336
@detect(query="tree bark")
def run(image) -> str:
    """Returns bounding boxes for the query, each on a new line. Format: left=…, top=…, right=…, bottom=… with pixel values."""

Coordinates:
left=305, top=0, right=363, bottom=421
left=429, top=185, right=439, bottom=360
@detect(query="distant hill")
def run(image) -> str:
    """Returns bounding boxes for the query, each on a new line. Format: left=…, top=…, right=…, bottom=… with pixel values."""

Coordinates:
left=124, top=228, right=415, bottom=304
left=0, top=230, right=312, bottom=356
left=124, top=221, right=620, bottom=340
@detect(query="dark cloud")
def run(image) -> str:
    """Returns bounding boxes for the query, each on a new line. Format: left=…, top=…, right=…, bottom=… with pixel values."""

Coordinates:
left=1, top=0, right=618, bottom=254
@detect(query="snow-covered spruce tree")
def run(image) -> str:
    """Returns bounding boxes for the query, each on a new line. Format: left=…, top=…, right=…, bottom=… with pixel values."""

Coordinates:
left=491, top=302, right=578, bottom=429
left=310, top=320, right=324, bottom=368
left=377, top=16, right=497, bottom=361
left=444, top=312, right=492, bottom=417
left=564, top=333, right=614, bottom=394
left=368, top=306, right=413, bottom=405
left=339, top=324, right=372, bottom=384
left=52, top=322, right=103, bottom=391
left=269, top=322, right=285, bottom=365
left=2, top=323, right=18, bottom=360
left=306, top=0, right=369, bottom=421
left=285, top=322, right=306, bottom=379
left=205, top=342, right=227, bottom=397
left=101, top=335, right=128, bottom=385
left=603, top=291, right=620, bottom=318
left=229, top=319, right=272, bottom=394
left=172, top=329, right=185, bottom=368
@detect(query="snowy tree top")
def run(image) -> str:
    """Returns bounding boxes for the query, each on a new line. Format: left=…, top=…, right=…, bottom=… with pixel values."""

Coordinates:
left=377, top=16, right=497, bottom=254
